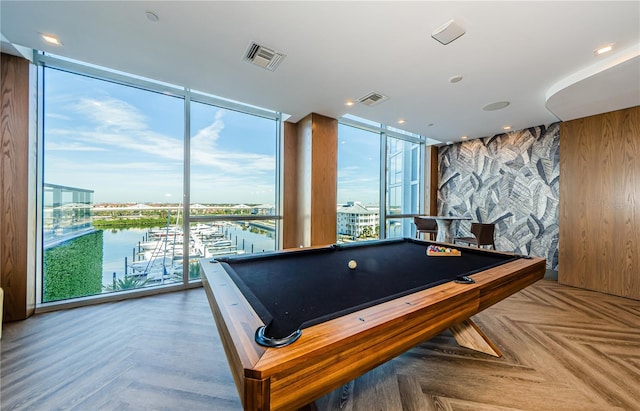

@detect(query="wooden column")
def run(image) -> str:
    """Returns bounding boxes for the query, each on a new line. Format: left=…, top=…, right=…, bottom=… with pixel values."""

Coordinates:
left=282, top=113, right=337, bottom=248
left=427, top=145, right=439, bottom=215
left=1, top=53, right=37, bottom=321
left=282, top=121, right=301, bottom=249
left=559, top=106, right=639, bottom=300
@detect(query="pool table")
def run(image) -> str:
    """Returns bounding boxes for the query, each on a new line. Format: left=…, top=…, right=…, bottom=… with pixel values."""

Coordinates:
left=200, top=238, right=546, bottom=411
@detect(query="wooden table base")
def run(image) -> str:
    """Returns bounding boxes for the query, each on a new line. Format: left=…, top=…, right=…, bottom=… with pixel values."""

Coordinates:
left=302, top=318, right=503, bottom=410
left=450, top=318, right=502, bottom=357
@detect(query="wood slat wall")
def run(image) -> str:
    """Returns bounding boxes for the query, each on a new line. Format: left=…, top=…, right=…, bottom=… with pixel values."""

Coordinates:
left=1, top=52, right=36, bottom=321
left=559, top=106, right=640, bottom=300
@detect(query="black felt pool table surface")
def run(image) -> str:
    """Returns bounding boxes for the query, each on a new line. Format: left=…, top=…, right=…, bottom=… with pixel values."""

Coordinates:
left=217, top=238, right=518, bottom=339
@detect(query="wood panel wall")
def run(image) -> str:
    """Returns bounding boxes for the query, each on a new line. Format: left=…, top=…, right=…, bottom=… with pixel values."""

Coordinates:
left=282, top=121, right=301, bottom=249
left=282, top=114, right=337, bottom=249
left=559, top=106, right=639, bottom=300
left=1, top=53, right=36, bottom=321
left=427, top=146, right=438, bottom=215
left=297, top=115, right=313, bottom=247
left=309, top=114, right=337, bottom=246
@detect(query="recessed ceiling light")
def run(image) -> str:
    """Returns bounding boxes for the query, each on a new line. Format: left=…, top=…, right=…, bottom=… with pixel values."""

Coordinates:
left=461, top=135, right=468, bottom=140
left=594, top=44, right=614, bottom=56
left=398, top=119, right=406, bottom=124
left=503, top=125, right=511, bottom=130
left=41, top=34, right=61, bottom=45
left=345, top=100, right=354, bottom=106
left=483, top=101, right=510, bottom=111
left=449, top=75, right=463, bottom=84
left=145, top=11, right=160, bottom=22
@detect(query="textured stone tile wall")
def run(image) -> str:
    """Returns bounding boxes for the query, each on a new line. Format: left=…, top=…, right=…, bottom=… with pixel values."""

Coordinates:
left=438, top=123, right=560, bottom=269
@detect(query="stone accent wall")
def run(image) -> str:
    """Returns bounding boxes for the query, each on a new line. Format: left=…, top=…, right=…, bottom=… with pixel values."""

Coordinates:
left=438, top=123, right=560, bottom=269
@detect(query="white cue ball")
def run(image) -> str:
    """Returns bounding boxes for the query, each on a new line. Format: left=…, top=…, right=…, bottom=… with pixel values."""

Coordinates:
left=348, top=260, right=357, bottom=269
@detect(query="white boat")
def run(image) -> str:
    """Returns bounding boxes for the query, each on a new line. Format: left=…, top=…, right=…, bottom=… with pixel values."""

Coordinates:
left=148, top=227, right=183, bottom=239
left=210, top=240, right=232, bottom=248
left=199, top=229, right=225, bottom=239
left=130, top=256, right=176, bottom=272
left=139, top=240, right=162, bottom=250
left=207, top=249, right=245, bottom=257
left=192, top=223, right=211, bottom=232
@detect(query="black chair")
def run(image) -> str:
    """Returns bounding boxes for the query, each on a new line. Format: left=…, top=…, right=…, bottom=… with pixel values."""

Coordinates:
left=414, top=217, right=438, bottom=241
left=454, top=222, right=496, bottom=249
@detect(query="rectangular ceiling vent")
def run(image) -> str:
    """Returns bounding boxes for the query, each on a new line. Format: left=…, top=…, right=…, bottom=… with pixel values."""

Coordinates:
left=243, top=41, right=286, bottom=72
left=358, top=91, right=389, bottom=106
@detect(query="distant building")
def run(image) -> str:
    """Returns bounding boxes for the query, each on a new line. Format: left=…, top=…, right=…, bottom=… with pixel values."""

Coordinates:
left=337, top=202, right=379, bottom=238
left=252, top=204, right=276, bottom=215
left=44, top=183, right=95, bottom=247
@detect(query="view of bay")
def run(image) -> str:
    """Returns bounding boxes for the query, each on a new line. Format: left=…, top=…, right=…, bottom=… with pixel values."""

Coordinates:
left=101, top=223, right=276, bottom=287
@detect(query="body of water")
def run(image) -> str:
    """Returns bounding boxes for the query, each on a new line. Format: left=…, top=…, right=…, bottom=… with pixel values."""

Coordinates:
left=224, top=224, right=276, bottom=254
left=100, top=223, right=276, bottom=286
left=102, top=228, right=150, bottom=285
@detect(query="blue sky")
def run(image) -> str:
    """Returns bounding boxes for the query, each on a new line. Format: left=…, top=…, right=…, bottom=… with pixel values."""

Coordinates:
left=44, top=67, right=381, bottom=205
left=337, top=124, right=380, bottom=206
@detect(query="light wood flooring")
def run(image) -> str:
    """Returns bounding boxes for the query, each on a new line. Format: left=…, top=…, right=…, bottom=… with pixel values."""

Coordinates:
left=1, top=279, right=639, bottom=410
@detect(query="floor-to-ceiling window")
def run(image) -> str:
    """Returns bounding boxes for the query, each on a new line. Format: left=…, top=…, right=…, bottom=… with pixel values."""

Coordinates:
left=385, top=135, right=422, bottom=238
left=337, top=116, right=428, bottom=241
left=37, top=54, right=281, bottom=305
left=188, top=99, right=279, bottom=281
left=42, top=66, right=185, bottom=302
left=336, top=123, right=381, bottom=242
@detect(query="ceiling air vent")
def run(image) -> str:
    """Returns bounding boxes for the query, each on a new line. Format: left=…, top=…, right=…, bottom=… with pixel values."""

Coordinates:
left=358, top=91, right=389, bottom=106
left=243, top=41, right=286, bottom=71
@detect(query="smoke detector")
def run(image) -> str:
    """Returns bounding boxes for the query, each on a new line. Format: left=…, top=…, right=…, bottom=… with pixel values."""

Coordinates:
left=358, top=91, right=389, bottom=106
left=243, top=41, right=286, bottom=71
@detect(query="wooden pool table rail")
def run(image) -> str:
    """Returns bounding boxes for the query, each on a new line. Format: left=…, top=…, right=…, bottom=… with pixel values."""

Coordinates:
left=201, top=249, right=546, bottom=411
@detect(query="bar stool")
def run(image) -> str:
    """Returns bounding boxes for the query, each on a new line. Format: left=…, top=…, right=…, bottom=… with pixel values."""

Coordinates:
left=454, top=222, right=496, bottom=249
left=414, top=217, right=438, bottom=241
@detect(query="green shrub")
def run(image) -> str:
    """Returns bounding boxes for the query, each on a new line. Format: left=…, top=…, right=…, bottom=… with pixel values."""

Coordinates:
left=43, top=231, right=104, bottom=302
left=167, top=262, right=201, bottom=282
left=92, top=217, right=178, bottom=229
left=104, top=275, right=150, bottom=291
left=189, top=262, right=200, bottom=280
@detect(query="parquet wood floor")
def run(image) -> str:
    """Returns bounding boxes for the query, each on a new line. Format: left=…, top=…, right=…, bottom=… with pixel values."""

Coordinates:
left=1, top=279, right=638, bottom=410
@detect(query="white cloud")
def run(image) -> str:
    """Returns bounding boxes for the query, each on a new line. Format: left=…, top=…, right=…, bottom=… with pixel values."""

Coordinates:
left=46, top=94, right=277, bottom=202
left=45, top=112, right=72, bottom=121
left=190, top=110, right=275, bottom=173
left=46, top=142, right=107, bottom=152
left=74, top=97, right=147, bottom=132
left=55, top=97, right=275, bottom=172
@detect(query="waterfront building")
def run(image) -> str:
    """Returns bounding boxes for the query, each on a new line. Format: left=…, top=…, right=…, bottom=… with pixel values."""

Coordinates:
left=252, top=204, right=276, bottom=215
left=42, top=184, right=103, bottom=302
left=337, top=202, right=379, bottom=239
left=43, top=183, right=95, bottom=246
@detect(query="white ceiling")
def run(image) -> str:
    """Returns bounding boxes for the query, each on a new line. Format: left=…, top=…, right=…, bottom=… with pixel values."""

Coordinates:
left=1, top=1, right=639, bottom=144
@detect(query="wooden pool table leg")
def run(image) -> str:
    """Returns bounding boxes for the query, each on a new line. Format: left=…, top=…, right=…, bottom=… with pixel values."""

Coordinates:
left=450, top=318, right=502, bottom=357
